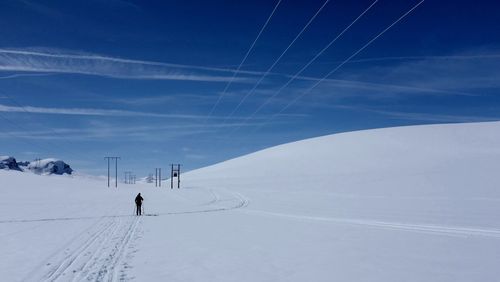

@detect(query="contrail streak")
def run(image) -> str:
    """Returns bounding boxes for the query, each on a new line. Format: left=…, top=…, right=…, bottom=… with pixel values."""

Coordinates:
left=0, top=49, right=260, bottom=76
left=325, top=54, right=500, bottom=64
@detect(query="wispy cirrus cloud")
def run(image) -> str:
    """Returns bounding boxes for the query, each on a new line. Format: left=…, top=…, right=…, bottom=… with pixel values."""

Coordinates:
left=286, top=48, right=500, bottom=105
left=0, top=73, right=56, bottom=80
left=0, top=103, right=304, bottom=122
left=16, top=0, right=63, bottom=18
left=301, top=103, right=500, bottom=123
left=314, top=54, right=500, bottom=65
left=0, top=103, right=207, bottom=119
left=371, top=110, right=500, bottom=123
left=0, top=48, right=258, bottom=83
left=0, top=117, right=280, bottom=141
left=337, top=49, right=500, bottom=92
left=109, top=94, right=214, bottom=106
left=297, top=77, right=478, bottom=97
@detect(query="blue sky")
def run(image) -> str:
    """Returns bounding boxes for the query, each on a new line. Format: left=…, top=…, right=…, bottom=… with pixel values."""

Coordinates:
left=1, top=0, right=499, bottom=176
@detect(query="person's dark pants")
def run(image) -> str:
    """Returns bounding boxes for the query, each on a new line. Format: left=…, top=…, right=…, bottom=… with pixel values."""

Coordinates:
left=136, top=204, right=142, bottom=215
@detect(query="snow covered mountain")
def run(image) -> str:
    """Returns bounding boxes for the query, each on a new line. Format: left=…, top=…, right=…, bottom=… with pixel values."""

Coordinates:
left=0, top=156, right=73, bottom=175
left=0, top=156, right=22, bottom=171
left=25, top=158, right=73, bottom=175
left=1, top=121, right=500, bottom=282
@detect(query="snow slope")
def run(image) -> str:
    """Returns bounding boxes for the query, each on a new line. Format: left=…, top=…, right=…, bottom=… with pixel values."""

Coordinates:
left=1, top=121, right=500, bottom=282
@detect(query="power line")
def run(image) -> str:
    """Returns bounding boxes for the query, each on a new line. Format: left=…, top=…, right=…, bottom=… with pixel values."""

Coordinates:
left=255, top=0, right=425, bottom=131
left=228, top=0, right=379, bottom=133
left=203, top=0, right=283, bottom=123
left=222, top=0, right=332, bottom=123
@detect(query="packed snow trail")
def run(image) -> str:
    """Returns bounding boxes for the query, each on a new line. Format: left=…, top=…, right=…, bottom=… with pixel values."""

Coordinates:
left=18, top=202, right=142, bottom=282
left=0, top=175, right=250, bottom=282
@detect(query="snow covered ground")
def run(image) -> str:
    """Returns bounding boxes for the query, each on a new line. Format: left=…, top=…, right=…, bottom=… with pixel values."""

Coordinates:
left=1, top=121, right=500, bottom=281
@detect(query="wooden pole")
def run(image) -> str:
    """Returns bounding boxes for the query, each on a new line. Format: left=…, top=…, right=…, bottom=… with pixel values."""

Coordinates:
left=177, top=164, right=181, bottom=189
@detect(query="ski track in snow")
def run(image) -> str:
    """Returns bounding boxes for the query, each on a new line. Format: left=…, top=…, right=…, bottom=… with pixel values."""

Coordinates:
left=241, top=209, right=500, bottom=239
left=22, top=216, right=141, bottom=282
left=1, top=190, right=249, bottom=224
left=153, top=189, right=249, bottom=216
left=28, top=217, right=141, bottom=282
left=14, top=188, right=248, bottom=282
left=7, top=185, right=500, bottom=282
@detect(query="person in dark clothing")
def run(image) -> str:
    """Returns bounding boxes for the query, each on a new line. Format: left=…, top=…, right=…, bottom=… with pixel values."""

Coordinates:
left=135, top=193, right=144, bottom=216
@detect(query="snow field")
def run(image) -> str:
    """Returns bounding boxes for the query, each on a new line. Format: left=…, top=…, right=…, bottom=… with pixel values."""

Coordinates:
left=2, top=121, right=500, bottom=281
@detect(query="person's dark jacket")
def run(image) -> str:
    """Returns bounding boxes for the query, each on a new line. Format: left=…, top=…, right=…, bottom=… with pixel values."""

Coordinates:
left=135, top=194, right=143, bottom=206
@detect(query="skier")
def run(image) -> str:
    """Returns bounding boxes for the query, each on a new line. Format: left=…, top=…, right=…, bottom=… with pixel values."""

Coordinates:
left=135, top=193, right=144, bottom=216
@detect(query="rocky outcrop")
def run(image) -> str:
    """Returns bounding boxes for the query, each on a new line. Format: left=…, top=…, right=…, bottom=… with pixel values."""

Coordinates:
left=0, top=156, right=22, bottom=171
left=27, top=158, right=73, bottom=175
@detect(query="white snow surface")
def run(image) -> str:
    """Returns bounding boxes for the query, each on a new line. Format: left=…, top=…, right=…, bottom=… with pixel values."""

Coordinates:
left=1, top=121, right=500, bottom=281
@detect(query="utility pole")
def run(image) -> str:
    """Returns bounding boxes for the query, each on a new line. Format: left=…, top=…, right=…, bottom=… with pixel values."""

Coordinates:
left=177, top=165, right=180, bottom=189
left=34, top=158, right=41, bottom=168
left=155, top=168, right=161, bottom=187
left=124, top=171, right=132, bottom=184
left=116, top=158, right=118, bottom=188
left=171, top=164, right=182, bottom=189
left=104, top=157, right=120, bottom=188
left=106, top=157, right=110, bottom=187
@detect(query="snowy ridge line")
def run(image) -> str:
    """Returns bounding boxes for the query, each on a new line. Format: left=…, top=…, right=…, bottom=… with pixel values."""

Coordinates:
left=242, top=210, right=500, bottom=238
